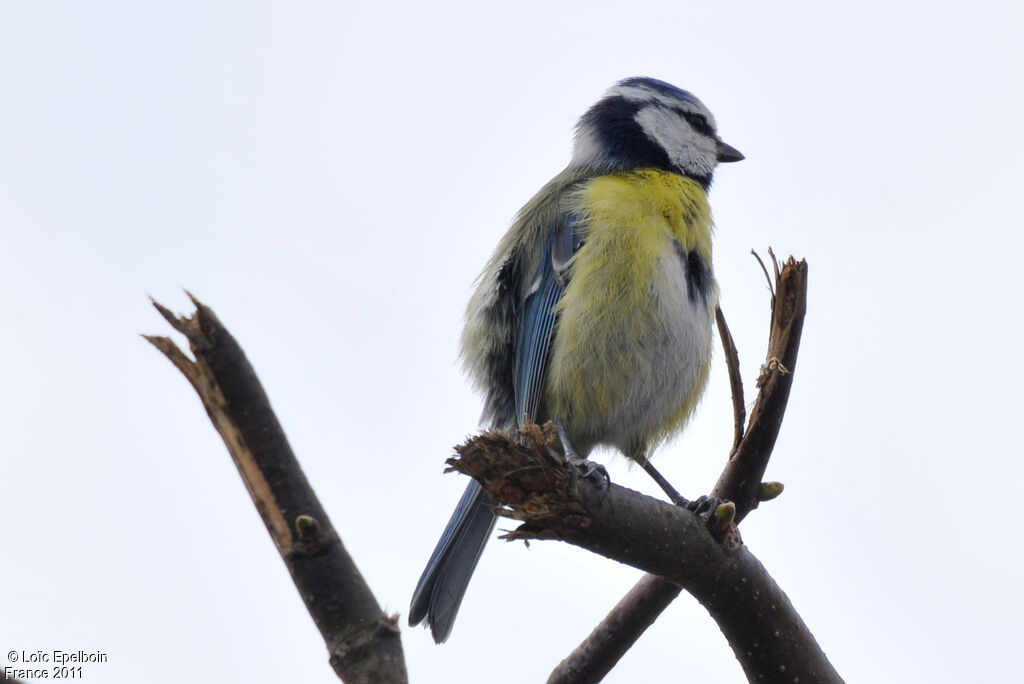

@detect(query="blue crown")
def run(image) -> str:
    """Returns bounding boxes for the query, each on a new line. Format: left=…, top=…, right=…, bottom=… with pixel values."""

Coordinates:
left=616, top=77, right=700, bottom=106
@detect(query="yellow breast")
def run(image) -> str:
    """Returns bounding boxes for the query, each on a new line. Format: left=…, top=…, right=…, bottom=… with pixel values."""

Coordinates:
left=546, top=169, right=716, bottom=456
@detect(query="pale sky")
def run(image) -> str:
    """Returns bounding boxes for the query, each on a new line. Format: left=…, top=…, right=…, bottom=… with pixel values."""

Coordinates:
left=2, top=2, right=1022, bottom=682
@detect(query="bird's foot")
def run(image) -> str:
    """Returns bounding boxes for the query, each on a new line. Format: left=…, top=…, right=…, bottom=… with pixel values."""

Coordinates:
left=556, top=420, right=610, bottom=488
left=684, top=494, right=728, bottom=518
left=564, top=452, right=610, bottom=488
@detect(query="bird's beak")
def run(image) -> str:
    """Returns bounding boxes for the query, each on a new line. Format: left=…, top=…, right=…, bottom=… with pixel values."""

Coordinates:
left=715, top=140, right=744, bottom=163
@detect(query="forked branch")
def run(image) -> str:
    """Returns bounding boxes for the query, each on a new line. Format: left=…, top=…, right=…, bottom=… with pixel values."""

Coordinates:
left=544, top=253, right=826, bottom=683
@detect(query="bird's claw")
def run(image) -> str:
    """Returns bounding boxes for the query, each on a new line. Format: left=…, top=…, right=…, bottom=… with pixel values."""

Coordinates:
left=565, top=453, right=611, bottom=489
left=555, top=419, right=610, bottom=489
left=685, top=494, right=727, bottom=518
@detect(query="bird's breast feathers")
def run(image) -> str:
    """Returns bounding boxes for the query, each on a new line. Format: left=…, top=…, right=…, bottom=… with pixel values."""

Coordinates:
left=547, top=170, right=718, bottom=454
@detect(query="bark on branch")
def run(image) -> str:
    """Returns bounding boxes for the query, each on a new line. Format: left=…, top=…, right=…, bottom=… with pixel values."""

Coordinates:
left=450, top=420, right=839, bottom=684
left=145, top=294, right=407, bottom=684
left=714, top=252, right=808, bottom=521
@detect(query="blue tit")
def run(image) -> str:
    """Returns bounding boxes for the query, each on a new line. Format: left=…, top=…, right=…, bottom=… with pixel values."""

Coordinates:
left=410, top=77, right=743, bottom=643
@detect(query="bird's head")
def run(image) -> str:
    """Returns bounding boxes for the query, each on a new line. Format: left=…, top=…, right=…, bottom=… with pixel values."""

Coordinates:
left=571, top=77, right=743, bottom=187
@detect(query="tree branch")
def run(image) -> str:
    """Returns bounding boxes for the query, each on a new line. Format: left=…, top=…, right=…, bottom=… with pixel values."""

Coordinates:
left=145, top=294, right=407, bottom=684
left=714, top=252, right=806, bottom=522
left=545, top=573, right=681, bottom=684
left=451, top=422, right=839, bottom=683
left=546, top=254, right=823, bottom=683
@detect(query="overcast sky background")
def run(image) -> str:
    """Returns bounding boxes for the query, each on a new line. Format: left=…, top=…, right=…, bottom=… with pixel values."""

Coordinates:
left=2, top=2, right=1022, bottom=682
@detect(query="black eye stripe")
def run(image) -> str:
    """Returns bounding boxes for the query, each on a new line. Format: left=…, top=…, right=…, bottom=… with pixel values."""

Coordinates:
left=673, top=108, right=712, bottom=135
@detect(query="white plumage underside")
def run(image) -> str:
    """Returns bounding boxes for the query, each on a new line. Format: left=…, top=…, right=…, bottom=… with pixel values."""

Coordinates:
left=560, top=245, right=715, bottom=457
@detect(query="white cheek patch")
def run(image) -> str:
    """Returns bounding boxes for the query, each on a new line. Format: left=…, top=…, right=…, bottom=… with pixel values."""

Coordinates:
left=634, top=107, right=715, bottom=177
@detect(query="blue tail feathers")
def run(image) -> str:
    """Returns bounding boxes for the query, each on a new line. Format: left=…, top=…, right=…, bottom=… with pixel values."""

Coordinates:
left=409, top=480, right=497, bottom=643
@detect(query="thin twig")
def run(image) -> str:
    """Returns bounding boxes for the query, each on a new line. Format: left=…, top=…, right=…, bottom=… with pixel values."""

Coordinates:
left=715, top=305, right=746, bottom=455
left=751, top=249, right=776, bottom=300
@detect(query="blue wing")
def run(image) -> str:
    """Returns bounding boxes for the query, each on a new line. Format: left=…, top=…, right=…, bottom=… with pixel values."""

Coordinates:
left=409, top=212, right=584, bottom=643
left=513, top=212, right=583, bottom=426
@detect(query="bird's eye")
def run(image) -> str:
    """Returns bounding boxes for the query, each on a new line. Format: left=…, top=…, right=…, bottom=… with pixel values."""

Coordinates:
left=682, top=112, right=712, bottom=135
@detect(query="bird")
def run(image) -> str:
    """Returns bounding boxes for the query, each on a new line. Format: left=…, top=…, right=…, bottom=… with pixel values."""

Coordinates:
left=409, top=76, right=743, bottom=643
